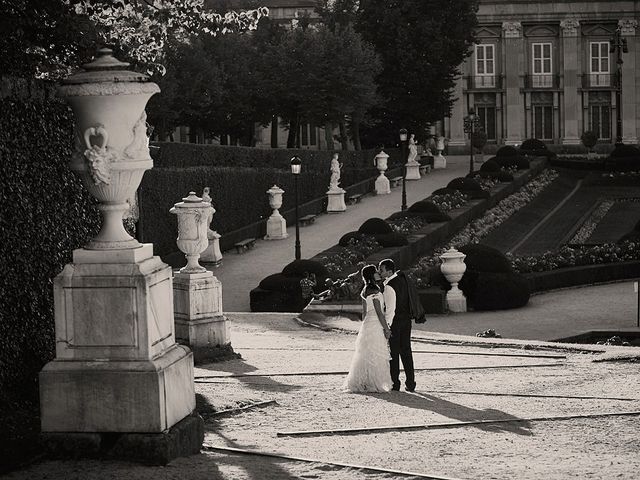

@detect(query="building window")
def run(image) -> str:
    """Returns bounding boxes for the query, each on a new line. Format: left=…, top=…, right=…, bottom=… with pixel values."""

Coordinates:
left=590, top=42, right=610, bottom=87
left=533, top=105, right=553, bottom=140
left=532, top=42, right=552, bottom=87
left=590, top=105, right=611, bottom=140
left=475, top=44, right=495, bottom=87
left=476, top=106, right=496, bottom=140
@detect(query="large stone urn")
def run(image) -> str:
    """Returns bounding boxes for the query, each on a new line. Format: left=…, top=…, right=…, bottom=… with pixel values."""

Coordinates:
left=374, top=150, right=391, bottom=195
left=439, top=247, right=467, bottom=312
left=434, top=136, right=447, bottom=169
left=171, top=193, right=229, bottom=358
left=264, top=185, right=288, bottom=240
left=39, top=48, right=202, bottom=464
left=60, top=48, right=160, bottom=250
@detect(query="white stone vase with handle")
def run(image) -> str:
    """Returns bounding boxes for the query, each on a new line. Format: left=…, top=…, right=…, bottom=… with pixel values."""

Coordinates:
left=265, top=185, right=288, bottom=240
left=170, top=192, right=214, bottom=273
left=439, top=247, right=467, bottom=312
left=58, top=47, right=160, bottom=250
left=374, top=150, right=391, bottom=195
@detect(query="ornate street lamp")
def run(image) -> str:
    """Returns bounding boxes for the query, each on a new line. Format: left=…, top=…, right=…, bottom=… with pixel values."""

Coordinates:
left=290, top=156, right=302, bottom=260
left=463, top=108, right=480, bottom=174
left=610, top=26, right=628, bottom=145
left=399, top=128, right=408, bottom=211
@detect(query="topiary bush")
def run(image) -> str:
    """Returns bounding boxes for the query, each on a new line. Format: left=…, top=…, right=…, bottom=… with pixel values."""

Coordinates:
left=259, top=273, right=303, bottom=292
left=515, top=155, right=530, bottom=169
left=580, top=131, right=598, bottom=151
left=373, top=232, right=409, bottom=248
left=496, top=145, right=519, bottom=157
left=447, top=177, right=483, bottom=192
left=607, top=144, right=640, bottom=171
left=339, top=231, right=366, bottom=246
left=520, top=138, right=546, bottom=151
left=358, top=217, right=394, bottom=235
left=464, top=271, right=531, bottom=311
left=480, top=158, right=501, bottom=172
left=439, top=244, right=529, bottom=311
left=281, top=259, right=329, bottom=279
left=459, top=244, right=513, bottom=273
left=406, top=200, right=451, bottom=222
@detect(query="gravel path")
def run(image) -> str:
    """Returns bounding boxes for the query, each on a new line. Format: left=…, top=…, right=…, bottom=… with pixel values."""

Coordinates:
left=6, top=314, right=640, bottom=480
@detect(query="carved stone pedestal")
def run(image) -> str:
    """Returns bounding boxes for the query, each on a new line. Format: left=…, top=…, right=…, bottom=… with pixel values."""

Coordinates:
left=405, top=162, right=421, bottom=180
left=265, top=212, right=288, bottom=240
left=433, top=153, right=447, bottom=169
left=375, top=174, right=390, bottom=195
left=446, top=289, right=467, bottom=313
left=173, top=271, right=230, bottom=356
left=40, top=246, right=197, bottom=436
left=201, top=231, right=223, bottom=267
left=327, top=188, right=346, bottom=212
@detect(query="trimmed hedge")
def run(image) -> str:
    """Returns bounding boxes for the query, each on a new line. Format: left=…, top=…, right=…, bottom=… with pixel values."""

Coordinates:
left=459, top=244, right=513, bottom=273
left=141, top=145, right=403, bottom=256
left=520, top=138, right=546, bottom=151
left=480, top=159, right=500, bottom=172
left=140, top=166, right=329, bottom=256
left=1, top=93, right=101, bottom=462
left=446, top=177, right=489, bottom=199
left=496, top=145, right=518, bottom=157
left=375, top=232, right=409, bottom=247
left=339, top=231, right=366, bottom=246
left=358, top=217, right=394, bottom=235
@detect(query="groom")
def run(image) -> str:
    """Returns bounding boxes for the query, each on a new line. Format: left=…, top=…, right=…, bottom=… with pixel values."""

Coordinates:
left=379, top=259, right=416, bottom=392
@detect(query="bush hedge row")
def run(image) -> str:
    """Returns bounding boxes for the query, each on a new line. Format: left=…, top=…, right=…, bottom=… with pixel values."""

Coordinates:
left=141, top=145, right=403, bottom=256
left=0, top=95, right=101, bottom=453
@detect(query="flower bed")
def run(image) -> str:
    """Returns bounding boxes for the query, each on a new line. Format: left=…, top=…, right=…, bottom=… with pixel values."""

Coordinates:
left=409, top=169, right=559, bottom=287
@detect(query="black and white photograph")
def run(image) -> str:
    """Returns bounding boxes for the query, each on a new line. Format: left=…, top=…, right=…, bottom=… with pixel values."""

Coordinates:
left=1, top=0, right=640, bottom=478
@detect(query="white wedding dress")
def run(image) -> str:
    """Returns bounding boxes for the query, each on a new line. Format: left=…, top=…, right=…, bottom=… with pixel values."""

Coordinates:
left=343, top=292, right=392, bottom=393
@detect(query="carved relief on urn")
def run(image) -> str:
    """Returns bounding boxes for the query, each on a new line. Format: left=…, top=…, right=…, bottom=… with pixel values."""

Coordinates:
left=170, top=192, right=215, bottom=274
left=58, top=47, right=160, bottom=250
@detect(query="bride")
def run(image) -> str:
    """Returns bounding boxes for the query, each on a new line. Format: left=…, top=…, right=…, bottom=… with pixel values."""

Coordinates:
left=343, top=265, right=393, bottom=393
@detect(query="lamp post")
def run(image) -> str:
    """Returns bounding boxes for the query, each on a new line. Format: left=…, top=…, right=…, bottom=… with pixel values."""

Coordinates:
left=290, top=156, right=302, bottom=260
left=399, top=128, right=408, bottom=211
left=463, top=108, right=480, bottom=174
left=610, top=26, right=628, bottom=145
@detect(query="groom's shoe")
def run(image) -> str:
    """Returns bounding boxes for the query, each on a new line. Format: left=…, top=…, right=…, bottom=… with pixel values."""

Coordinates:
left=405, top=383, right=416, bottom=392
left=392, top=384, right=400, bottom=391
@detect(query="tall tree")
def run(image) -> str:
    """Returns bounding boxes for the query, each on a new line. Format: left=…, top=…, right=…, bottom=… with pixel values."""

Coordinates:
left=356, top=0, right=478, bottom=146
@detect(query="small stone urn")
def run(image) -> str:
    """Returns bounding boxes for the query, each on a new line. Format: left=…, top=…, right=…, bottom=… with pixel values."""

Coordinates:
left=58, top=47, right=160, bottom=250
left=434, top=136, right=447, bottom=169
left=170, top=192, right=214, bottom=273
left=265, top=185, right=288, bottom=240
left=439, top=247, right=467, bottom=312
left=374, top=150, right=391, bottom=195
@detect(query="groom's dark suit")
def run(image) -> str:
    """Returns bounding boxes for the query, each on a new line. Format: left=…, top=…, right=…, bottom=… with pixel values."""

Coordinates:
left=386, top=273, right=416, bottom=391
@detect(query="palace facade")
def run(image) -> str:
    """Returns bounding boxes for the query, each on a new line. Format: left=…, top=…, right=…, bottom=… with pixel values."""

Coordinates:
left=446, top=0, right=640, bottom=151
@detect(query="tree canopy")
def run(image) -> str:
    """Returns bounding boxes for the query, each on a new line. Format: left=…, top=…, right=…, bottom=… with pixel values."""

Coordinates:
left=356, top=0, right=478, bottom=144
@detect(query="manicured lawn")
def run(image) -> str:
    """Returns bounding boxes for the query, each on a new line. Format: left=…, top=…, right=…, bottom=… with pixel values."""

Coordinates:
left=587, top=198, right=640, bottom=244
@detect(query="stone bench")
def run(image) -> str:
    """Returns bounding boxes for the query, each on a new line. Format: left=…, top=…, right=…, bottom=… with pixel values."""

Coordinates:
left=389, top=176, right=403, bottom=188
left=234, top=238, right=256, bottom=254
left=346, top=193, right=364, bottom=205
left=299, top=214, right=317, bottom=227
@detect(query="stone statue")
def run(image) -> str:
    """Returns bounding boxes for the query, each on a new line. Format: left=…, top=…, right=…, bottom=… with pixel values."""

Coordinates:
left=407, top=134, right=418, bottom=164
left=329, top=153, right=343, bottom=190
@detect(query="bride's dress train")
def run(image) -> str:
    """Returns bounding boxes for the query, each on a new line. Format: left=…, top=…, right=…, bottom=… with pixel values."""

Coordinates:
left=343, top=292, right=392, bottom=393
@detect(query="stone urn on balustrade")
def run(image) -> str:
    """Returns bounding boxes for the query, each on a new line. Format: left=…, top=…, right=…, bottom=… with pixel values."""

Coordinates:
left=265, top=185, right=288, bottom=240
left=374, top=150, right=391, bottom=195
left=170, top=192, right=215, bottom=273
left=439, top=247, right=467, bottom=312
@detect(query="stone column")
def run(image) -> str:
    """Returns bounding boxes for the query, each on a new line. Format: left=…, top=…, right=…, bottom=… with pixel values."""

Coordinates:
left=503, top=21, right=525, bottom=145
left=448, top=75, right=467, bottom=150
left=620, top=19, right=639, bottom=144
left=561, top=19, right=582, bottom=145
left=39, top=49, right=202, bottom=463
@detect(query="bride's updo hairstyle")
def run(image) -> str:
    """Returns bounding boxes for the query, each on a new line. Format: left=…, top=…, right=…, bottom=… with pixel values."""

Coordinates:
left=361, top=264, right=380, bottom=297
